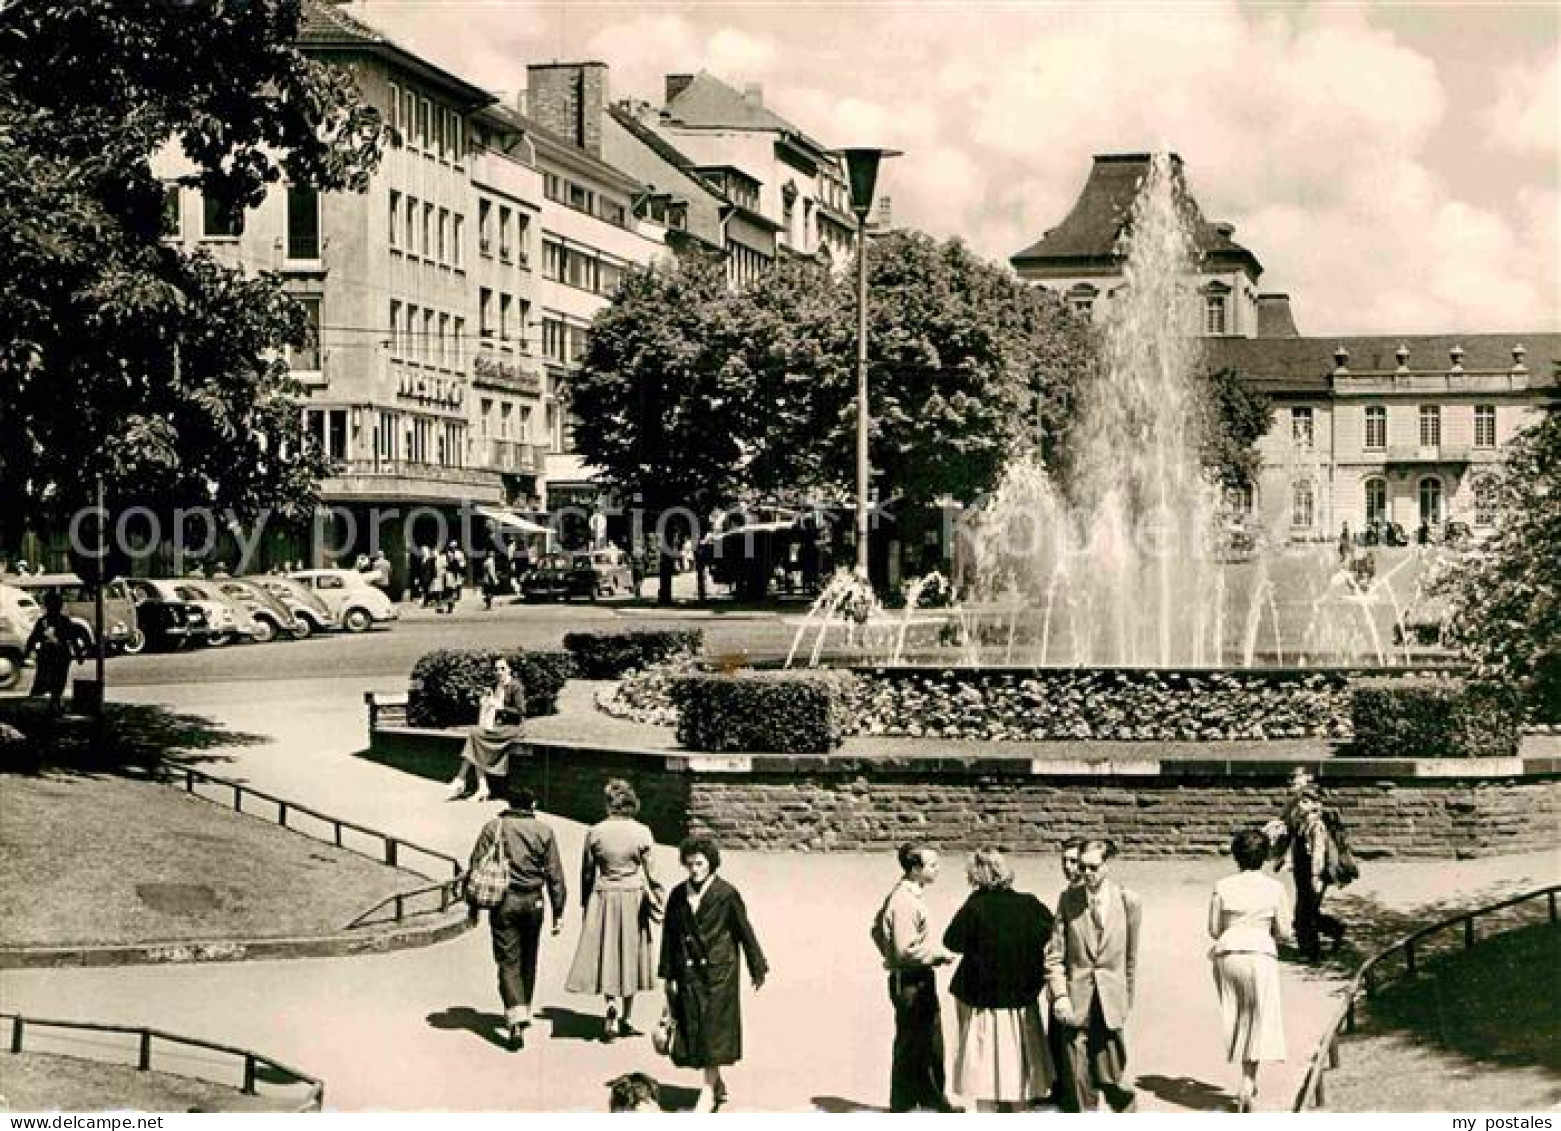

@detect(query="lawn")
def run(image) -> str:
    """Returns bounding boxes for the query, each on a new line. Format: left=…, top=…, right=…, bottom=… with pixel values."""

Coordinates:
left=0, top=772, right=425, bottom=948
left=1322, top=922, right=1561, bottom=1111
left=0, top=1052, right=304, bottom=1112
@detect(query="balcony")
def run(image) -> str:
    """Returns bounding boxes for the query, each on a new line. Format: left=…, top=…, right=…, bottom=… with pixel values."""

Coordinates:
left=472, top=352, right=543, bottom=394
left=1383, top=445, right=1472, bottom=466
left=471, top=439, right=545, bottom=475
left=320, top=459, right=504, bottom=505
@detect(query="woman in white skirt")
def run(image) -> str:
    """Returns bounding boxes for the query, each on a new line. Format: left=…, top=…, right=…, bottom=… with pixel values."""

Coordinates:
left=1209, top=828, right=1294, bottom=1112
left=566, top=779, right=661, bottom=1040
left=943, top=847, right=1055, bottom=1111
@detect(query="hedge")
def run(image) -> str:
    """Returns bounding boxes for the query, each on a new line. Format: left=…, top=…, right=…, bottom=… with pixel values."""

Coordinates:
left=672, top=670, right=855, bottom=754
left=1351, top=677, right=1521, bottom=759
left=562, top=629, right=703, bottom=680
left=407, top=648, right=575, bottom=728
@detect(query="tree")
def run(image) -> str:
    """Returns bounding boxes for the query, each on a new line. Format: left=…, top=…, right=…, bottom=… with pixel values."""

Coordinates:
left=1437, top=408, right=1561, bottom=719
left=0, top=0, right=388, bottom=545
left=1200, top=367, right=1273, bottom=492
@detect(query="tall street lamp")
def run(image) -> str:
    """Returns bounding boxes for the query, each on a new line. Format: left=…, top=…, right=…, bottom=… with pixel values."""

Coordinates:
left=834, top=147, right=900, bottom=579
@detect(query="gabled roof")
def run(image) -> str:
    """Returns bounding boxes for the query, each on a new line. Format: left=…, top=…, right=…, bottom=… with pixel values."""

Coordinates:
left=608, top=105, right=701, bottom=176
left=1207, top=333, right=1560, bottom=395
left=299, top=0, right=493, bottom=107
left=1011, top=153, right=1261, bottom=276
left=489, top=103, right=643, bottom=194
left=662, top=70, right=829, bottom=158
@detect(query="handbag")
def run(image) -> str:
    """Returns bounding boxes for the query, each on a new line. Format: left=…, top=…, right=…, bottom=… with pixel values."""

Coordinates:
left=652, top=1003, right=677, bottom=1058
left=465, top=819, right=510, bottom=910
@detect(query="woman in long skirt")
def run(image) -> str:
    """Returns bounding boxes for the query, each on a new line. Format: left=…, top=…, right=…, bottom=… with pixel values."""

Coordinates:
left=1208, top=828, right=1293, bottom=1112
left=566, top=779, right=660, bottom=1039
left=447, top=659, right=525, bottom=802
left=943, top=847, right=1054, bottom=1111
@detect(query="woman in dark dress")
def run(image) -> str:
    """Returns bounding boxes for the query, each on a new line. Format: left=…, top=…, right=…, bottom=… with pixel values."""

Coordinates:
left=24, top=590, right=84, bottom=715
left=658, top=836, right=768, bottom=1112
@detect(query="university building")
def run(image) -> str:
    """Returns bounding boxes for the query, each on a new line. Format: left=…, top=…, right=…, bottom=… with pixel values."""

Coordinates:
left=1013, top=153, right=1558, bottom=541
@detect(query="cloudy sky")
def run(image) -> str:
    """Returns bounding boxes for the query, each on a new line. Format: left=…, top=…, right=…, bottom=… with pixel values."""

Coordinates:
left=350, top=1, right=1558, bottom=335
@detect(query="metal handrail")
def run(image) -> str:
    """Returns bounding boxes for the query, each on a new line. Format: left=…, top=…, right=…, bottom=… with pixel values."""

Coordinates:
left=164, top=763, right=464, bottom=927
left=2, top=1011, right=324, bottom=1112
left=1293, top=883, right=1560, bottom=1111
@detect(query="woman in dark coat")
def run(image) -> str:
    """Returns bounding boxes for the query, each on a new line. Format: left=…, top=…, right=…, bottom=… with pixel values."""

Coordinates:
left=658, top=836, right=768, bottom=1112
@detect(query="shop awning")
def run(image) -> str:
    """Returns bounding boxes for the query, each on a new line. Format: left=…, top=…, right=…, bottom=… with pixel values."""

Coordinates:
left=474, top=506, right=550, bottom=535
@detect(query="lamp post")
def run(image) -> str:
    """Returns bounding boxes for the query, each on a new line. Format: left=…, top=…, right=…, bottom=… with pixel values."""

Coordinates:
left=834, top=147, right=900, bottom=579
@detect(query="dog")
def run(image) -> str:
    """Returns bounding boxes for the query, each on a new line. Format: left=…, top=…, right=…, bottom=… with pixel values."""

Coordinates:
left=607, top=1071, right=663, bottom=1113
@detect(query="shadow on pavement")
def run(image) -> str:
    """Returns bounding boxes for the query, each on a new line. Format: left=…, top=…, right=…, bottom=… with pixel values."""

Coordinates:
left=1, top=699, right=265, bottom=778
left=811, top=1095, right=889, bottom=1113
left=1136, top=1074, right=1233, bottom=1112
left=425, top=1006, right=510, bottom=1050
left=537, top=1005, right=609, bottom=1043
left=353, top=742, right=456, bottom=786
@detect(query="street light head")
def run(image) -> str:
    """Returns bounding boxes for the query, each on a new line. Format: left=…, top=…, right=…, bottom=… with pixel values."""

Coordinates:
left=834, top=147, right=903, bottom=219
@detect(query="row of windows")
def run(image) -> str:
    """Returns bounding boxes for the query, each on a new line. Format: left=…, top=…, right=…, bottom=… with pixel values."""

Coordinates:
left=476, top=397, right=534, bottom=443
left=543, top=171, right=630, bottom=229
left=1290, top=474, right=1500, bottom=530
left=478, top=288, right=530, bottom=347
left=388, top=300, right=466, bottom=372
left=1291, top=404, right=1498, bottom=450
left=163, top=184, right=320, bottom=261
left=388, top=82, right=464, bottom=166
left=478, top=198, right=530, bottom=265
left=542, top=317, right=589, bottom=365
left=389, top=192, right=464, bottom=269
left=541, top=238, right=625, bottom=295
left=323, top=407, right=467, bottom=467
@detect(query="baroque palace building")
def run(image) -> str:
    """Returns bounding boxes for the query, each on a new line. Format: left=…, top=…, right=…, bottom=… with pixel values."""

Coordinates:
left=1013, top=153, right=1559, bottom=542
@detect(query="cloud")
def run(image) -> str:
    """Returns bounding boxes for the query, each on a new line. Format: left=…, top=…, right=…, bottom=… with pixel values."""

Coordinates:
left=1484, top=53, right=1560, bottom=156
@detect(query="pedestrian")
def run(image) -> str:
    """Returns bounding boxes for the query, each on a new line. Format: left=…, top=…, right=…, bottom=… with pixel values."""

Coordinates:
left=481, top=551, right=500, bottom=611
left=211, top=562, right=231, bottom=579
left=1209, top=829, right=1292, bottom=1112
left=565, top=779, right=662, bottom=1041
left=1337, top=523, right=1351, bottom=563
left=369, top=550, right=391, bottom=593
left=943, top=847, right=1055, bottom=1112
left=658, top=836, right=767, bottom=1113
left=353, top=553, right=370, bottom=573
left=447, top=659, right=525, bottom=802
left=1044, top=838, right=1085, bottom=1111
left=424, top=547, right=446, bottom=610
left=871, top=843, right=958, bottom=1113
left=1044, top=838, right=1141, bottom=1113
left=442, top=540, right=466, bottom=613
left=23, top=591, right=86, bottom=715
left=1275, top=785, right=1348, bottom=962
left=466, top=784, right=567, bottom=1050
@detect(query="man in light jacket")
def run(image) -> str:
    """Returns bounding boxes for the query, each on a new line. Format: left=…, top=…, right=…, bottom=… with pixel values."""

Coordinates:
left=1044, top=838, right=1141, bottom=1112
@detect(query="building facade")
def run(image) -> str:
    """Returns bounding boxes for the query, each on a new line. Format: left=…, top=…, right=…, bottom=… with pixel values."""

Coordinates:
left=1012, top=152, right=1558, bottom=542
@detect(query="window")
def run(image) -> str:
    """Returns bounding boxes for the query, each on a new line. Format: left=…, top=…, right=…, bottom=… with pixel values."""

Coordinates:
left=286, top=186, right=320, bottom=260
left=289, top=296, right=321, bottom=371
left=201, top=193, right=243, bottom=238
left=500, top=293, right=513, bottom=343
left=305, top=408, right=347, bottom=460
left=1364, top=405, right=1386, bottom=450
left=516, top=213, right=531, bottom=265
left=437, top=208, right=448, bottom=264
left=480, top=398, right=493, bottom=437
left=1418, top=477, right=1443, bottom=527
left=1473, top=476, right=1499, bottom=527
left=422, top=309, right=434, bottom=366
left=448, top=109, right=462, bottom=163
left=418, top=98, right=430, bottom=149
left=389, top=300, right=401, bottom=358
left=1291, top=480, right=1315, bottom=530
left=1291, top=406, right=1314, bottom=449
left=389, top=191, right=400, bottom=247
left=438, top=313, right=449, bottom=368
left=401, top=90, right=416, bottom=145
left=566, top=248, right=596, bottom=291
left=543, top=318, right=564, bottom=362
left=1474, top=404, right=1496, bottom=449
left=453, top=317, right=464, bottom=368
left=161, top=183, right=181, bottom=238
left=518, top=300, right=531, bottom=352
left=452, top=215, right=464, bottom=268
left=601, top=199, right=627, bottom=228
left=388, top=83, right=400, bottom=132
left=1205, top=295, right=1227, bottom=335
left=1419, top=404, right=1441, bottom=448
left=500, top=401, right=513, bottom=439
left=1067, top=283, right=1096, bottom=318
left=499, top=207, right=512, bottom=261
left=422, top=204, right=433, bottom=259
left=598, top=260, right=624, bottom=296
left=479, top=199, right=493, bottom=256
left=542, top=239, right=563, bottom=281
left=1364, top=477, right=1387, bottom=526
left=479, top=288, right=494, bottom=339
left=544, top=172, right=564, bottom=203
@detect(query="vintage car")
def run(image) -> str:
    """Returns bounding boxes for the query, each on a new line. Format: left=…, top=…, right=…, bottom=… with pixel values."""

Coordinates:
left=569, top=549, right=636, bottom=599
left=176, top=579, right=264, bottom=645
left=252, top=575, right=338, bottom=636
left=4, top=572, right=144, bottom=655
left=124, top=579, right=212, bottom=651
left=519, top=552, right=575, bottom=602
left=288, top=569, right=399, bottom=633
left=216, top=578, right=302, bottom=642
left=0, top=583, right=42, bottom=689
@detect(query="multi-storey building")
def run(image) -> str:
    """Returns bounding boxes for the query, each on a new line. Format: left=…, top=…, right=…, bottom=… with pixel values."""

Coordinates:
left=1012, top=152, right=1559, bottom=541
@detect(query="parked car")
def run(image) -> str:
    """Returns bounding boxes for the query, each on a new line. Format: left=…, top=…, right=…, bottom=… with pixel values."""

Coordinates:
left=288, top=569, right=399, bottom=633
left=3, top=572, right=144, bottom=655
left=520, top=553, right=576, bottom=602
left=570, top=549, right=636, bottom=600
left=124, top=579, right=212, bottom=652
left=175, top=579, right=265, bottom=645
left=0, top=583, right=42, bottom=690
left=252, top=576, right=337, bottom=637
left=216, top=579, right=302, bottom=642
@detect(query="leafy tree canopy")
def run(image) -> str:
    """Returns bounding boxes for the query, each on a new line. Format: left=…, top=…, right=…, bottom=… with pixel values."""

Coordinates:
left=1201, top=366, right=1273, bottom=491
left=0, top=0, right=388, bottom=537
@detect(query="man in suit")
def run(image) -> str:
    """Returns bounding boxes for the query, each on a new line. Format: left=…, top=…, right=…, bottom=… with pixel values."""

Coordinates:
left=1045, top=838, right=1141, bottom=1113
left=1044, top=837, right=1085, bottom=1110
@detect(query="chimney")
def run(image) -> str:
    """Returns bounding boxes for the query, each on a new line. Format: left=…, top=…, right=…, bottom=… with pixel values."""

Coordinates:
left=743, top=82, right=764, bottom=108
left=665, top=73, right=694, bottom=105
left=525, top=62, right=608, bottom=156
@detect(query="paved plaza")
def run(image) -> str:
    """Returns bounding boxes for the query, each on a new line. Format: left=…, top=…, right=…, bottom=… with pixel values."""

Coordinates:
left=3, top=664, right=1555, bottom=1112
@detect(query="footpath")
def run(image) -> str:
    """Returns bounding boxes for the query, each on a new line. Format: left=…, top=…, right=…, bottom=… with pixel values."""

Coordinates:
left=2, top=675, right=1554, bottom=1112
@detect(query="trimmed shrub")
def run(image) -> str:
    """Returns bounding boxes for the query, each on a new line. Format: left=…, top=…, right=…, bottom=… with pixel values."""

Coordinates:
left=672, top=670, right=855, bottom=754
left=563, top=629, right=703, bottom=680
left=408, top=648, right=575, bottom=728
left=1351, top=677, right=1522, bottom=759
